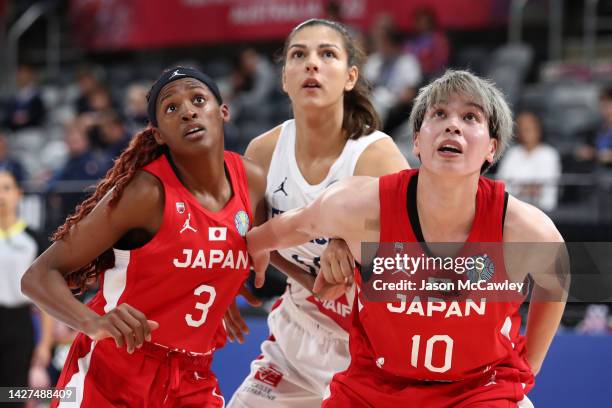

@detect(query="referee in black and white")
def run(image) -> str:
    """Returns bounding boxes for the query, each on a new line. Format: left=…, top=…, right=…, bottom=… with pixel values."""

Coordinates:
left=0, top=168, right=52, bottom=406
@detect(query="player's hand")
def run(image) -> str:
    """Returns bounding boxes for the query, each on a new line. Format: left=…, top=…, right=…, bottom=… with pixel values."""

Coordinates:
left=318, top=238, right=355, bottom=286
left=82, top=303, right=159, bottom=354
left=224, top=284, right=263, bottom=343
left=313, top=275, right=347, bottom=301
left=246, top=228, right=269, bottom=288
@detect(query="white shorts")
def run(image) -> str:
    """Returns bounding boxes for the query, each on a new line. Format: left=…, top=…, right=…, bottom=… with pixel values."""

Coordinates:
left=227, top=297, right=350, bottom=408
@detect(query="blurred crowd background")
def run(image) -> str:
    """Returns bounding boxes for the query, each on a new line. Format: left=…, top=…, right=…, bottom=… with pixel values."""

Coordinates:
left=1, top=0, right=612, bottom=402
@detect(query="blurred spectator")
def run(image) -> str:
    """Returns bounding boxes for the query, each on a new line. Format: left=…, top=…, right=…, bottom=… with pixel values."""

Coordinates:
left=594, top=86, right=612, bottom=166
left=48, top=120, right=111, bottom=188
left=2, top=64, right=46, bottom=132
left=0, top=130, right=26, bottom=184
left=325, top=0, right=342, bottom=22
left=403, top=7, right=450, bottom=80
left=364, top=23, right=421, bottom=127
left=229, top=48, right=275, bottom=120
left=227, top=48, right=276, bottom=151
left=0, top=169, right=54, bottom=402
left=574, top=86, right=612, bottom=168
left=497, top=111, right=561, bottom=211
left=576, top=304, right=610, bottom=334
left=123, top=83, right=150, bottom=135
left=45, top=120, right=111, bottom=231
left=324, top=0, right=366, bottom=50
left=74, top=65, right=103, bottom=114
left=80, top=86, right=117, bottom=149
left=99, top=110, right=131, bottom=159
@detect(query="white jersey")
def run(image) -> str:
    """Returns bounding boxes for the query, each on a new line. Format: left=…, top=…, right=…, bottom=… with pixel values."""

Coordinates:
left=266, top=119, right=390, bottom=337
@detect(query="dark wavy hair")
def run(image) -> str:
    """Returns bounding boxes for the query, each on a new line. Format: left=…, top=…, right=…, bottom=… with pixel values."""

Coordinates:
left=279, top=18, right=380, bottom=139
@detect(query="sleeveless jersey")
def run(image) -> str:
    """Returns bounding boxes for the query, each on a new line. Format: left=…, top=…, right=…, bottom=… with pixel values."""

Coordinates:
left=267, top=119, right=390, bottom=337
left=87, top=151, right=253, bottom=353
left=351, top=169, right=532, bottom=381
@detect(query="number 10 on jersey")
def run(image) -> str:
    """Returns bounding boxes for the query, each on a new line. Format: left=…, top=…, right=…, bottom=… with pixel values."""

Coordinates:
left=410, top=335, right=454, bottom=373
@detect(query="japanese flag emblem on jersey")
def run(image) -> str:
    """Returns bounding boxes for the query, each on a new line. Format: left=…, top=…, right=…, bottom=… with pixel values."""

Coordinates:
left=209, top=227, right=227, bottom=241
left=176, top=202, right=186, bottom=214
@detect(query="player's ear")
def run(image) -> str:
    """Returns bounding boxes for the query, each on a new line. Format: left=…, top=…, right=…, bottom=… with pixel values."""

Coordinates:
left=486, top=137, right=497, bottom=163
left=151, top=127, right=165, bottom=145
left=281, top=67, right=288, bottom=94
left=345, top=65, right=358, bottom=92
left=220, top=103, right=231, bottom=123
left=412, top=131, right=420, bottom=156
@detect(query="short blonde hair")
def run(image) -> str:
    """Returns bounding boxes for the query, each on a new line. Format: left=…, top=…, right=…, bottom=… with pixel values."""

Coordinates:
left=408, top=70, right=513, bottom=171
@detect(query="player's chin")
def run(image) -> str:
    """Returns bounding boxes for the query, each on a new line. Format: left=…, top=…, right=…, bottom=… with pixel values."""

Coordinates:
left=427, top=161, right=476, bottom=178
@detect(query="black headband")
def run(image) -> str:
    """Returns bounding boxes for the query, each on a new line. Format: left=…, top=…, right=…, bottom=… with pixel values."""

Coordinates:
left=146, top=67, right=223, bottom=127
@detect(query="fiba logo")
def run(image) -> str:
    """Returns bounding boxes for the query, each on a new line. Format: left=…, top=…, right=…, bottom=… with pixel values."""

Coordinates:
left=467, top=254, right=495, bottom=283
left=234, top=210, right=250, bottom=237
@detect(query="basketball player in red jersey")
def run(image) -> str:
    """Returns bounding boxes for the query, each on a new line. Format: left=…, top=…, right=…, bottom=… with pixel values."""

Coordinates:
left=21, top=67, right=266, bottom=407
left=248, top=70, right=568, bottom=407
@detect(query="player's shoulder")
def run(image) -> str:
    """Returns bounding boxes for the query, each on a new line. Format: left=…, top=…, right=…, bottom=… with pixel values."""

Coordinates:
left=504, top=195, right=563, bottom=243
left=354, top=132, right=410, bottom=177
left=244, top=124, right=283, bottom=170
left=114, top=170, right=164, bottom=211
left=240, top=155, right=266, bottom=197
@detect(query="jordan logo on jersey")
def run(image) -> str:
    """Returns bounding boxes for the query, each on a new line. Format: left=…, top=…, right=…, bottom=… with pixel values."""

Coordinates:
left=180, top=213, right=197, bottom=234
left=273, top=177, right=288, bottom=196
left=391, top=242, right=411, bottom=277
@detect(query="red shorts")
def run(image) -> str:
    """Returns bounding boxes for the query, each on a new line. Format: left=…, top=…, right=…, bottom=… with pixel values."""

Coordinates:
left=322, top=355, right=534, bottom=408
left=51, top=333, right=224, bottom=408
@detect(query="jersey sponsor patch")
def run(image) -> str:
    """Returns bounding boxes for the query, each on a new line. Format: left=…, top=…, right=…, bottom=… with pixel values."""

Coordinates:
left=254, top=364, right=283, bottom=388
left=234, top=210, right=249, bottom=237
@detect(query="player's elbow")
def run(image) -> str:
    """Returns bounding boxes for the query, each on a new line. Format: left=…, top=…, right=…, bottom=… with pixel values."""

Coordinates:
left=21, top=263, right=39, bottom=299
left=21, top=259, right=49, bottom=300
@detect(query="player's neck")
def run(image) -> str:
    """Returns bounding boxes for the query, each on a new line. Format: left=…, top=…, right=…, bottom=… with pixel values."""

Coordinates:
left=168, top=147, right=230, bottom=199
left=293, top=106, right=345, bottom=160
left=415, top=170, right=479, bottom=242
left=0, top=213, right=18, bottom=231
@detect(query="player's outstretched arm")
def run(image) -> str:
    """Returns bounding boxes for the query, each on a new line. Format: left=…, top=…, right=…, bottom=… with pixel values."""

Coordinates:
left=247, top=176, right=378, bottom=287
left=21, top=171, right=163, bottom=353
left=504, top=196, right=569, bottom=375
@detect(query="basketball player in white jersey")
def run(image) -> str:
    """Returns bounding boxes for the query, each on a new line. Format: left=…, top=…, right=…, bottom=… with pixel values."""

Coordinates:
left=227, top=19, right=410, bottom=408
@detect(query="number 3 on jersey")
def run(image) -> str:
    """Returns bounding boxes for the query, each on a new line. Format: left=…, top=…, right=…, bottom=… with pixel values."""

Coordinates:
left=185, top=284, right=216, bottom=327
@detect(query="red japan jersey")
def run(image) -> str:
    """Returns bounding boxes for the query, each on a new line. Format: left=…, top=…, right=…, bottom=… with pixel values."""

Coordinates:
left=351, top=169, right=532, bottom=382
left=87, top=151, right=252, bottom=353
